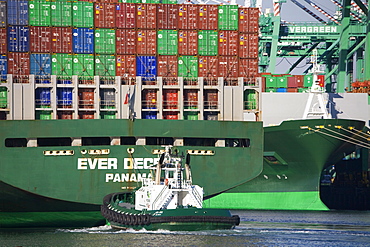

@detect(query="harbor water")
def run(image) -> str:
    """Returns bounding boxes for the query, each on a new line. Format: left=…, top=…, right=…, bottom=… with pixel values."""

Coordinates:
left=1, top=210, right=370, bottom=246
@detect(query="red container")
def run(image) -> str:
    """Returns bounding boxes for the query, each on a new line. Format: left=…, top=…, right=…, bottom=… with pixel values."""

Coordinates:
left=184, top=89, right=198, bottom=108
left=178, top=30, right=197, bottom=55
left=8, top=52, right=30, bottom=76
left=79, top=111, right=94, bottom=119
left=287, top=76, right=298, bottom=88
left=136, top=30, right=156, bottom=55
left=158, top=55, right=177, bottom=77
left=0, top=28, right=6, bottom=54
left=317, top=74, right=325, bottom=87
left=163, top=111, right=178, bottom=120
left=239, top=33, right=258, bottom=58
left=136, top=4, right=157, bottom=29
left=198, top=56, right=218, bottom=78
left=116, top=55, right=136, bottom=77
left=198, top=5, right=218, bottom=30
left=218, top=31, right=238, bottom=56
left=116, top=3, right=136, bottom=29
left=218, top=56, right=238, bottom=79
left=248, top=34, right=258, bottom=58
left=94, top=3, right=116, bottom=28
left=116, top=29, right=136, bottom=55
left=30, top=26, right=51, bottom=53
left=287, top=88, right=298, bottom=92
left=238, top=58, right=258, bottom=78
left=157, top=4, right=178, bottom=30
left=79, top=88, right=94, bottom=108
left=178, top=4, right=198, bottom=30
left=51, top=27, right=72, bottom=54
left=57, top=111, right=73, bottom=119
left=204, top=89, right=218, bottom=108
left=163, top=89, right=178, bottom=109
left=239, top=8, right=259, bottom=33
left=142, top=89, right=157, bottom=109
left=293, top=75, right=304, bottom=87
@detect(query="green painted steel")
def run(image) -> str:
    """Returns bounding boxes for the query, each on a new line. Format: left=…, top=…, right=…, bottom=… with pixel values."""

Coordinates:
left=178, top=56, right=198, bottom=78
left=51, top=53, right=73, bottom=78
left=100, top=111, right=116, bottom=119
left=157, top=30, right=178, bottom=55
left=36, top=110, right=52, bottom=120
left=218, top=5, right=238, bottom=30
left=0, top=87, right=7, bottom=108
left=198, top=30, right=218, bottom=56
left=29, top=1, right=51, bottom=27
left=51, top=2, right=72, bottom=27
left=303, top=75, right=313, bottom=87
left=72, top=2, right=94, bottom=28
left=95, top=29, right=116, bottom=54
left=95, top=55, right=116, bottom=77
left=72, top=54, right=95, bottom=79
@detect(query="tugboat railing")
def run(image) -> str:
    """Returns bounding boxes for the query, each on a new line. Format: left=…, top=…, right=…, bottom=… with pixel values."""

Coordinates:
left=152, top=186, right=172, bottom=210
left=191, top=186, right=203, bottom=208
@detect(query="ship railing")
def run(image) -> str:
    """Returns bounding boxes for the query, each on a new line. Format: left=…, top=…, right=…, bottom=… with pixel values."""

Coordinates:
left=183, top=77, right=199, bottom=86
left=244, top=77, right=259, bottom=87
left=163, top=100, right=179, bottom=110
left=34, top=75, right=52, bottom=84
left=56, top=76, right=73, bottom=85
left=141, top=76, right=157, bottom=86
left=183, top=101, right=198, bottom=109
left=152, top=186, right=172, bottom=210
left=142, top=100, right=158, bottom=109
left=100, top=100, right=116, bottom=109
left=99, top=76, right=116, bottom=85
left=35, top=99, right=52, bottom=109
left=244, top=100, right=258, bottom=110
left=120, top=77, right=136, bottom=85
left=204, top=101, right=219, bottom=110
left=57, top=99, right=73, bottom=108
left=78, top=76, right=94, bottom=85
left=203, top=78, right=219, bottom=86
left=223, top=78, right=239, bottom=86
left=162, top=77, right=178, bottom=86
left=79, top=99, right=95, bottom=109
left=12, top=75, right=30, bottom=84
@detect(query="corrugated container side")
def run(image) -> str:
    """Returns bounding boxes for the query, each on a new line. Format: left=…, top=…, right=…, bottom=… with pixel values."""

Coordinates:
left=184, top=89, right=198, bottom=109
left=57, top=88, right=72, bottom=107
left=0, top=54, right=7, bottom=81
left=178, top=30, right=197, bottom=55
left=78, top=88, right=94, bottom=108
left=317, top=74, right=325, bottom=87
left=8, top=52, right=30, bottom=76
left=248, top=34, right=258, bottom=58
left=157, top=55, right=177, bottom=77
left=204, top=89, right=218, bottom=108
left=72, top=54, right=94, bottom=79
left=178, top=56, right=198, bottom=78
left=238, top=58, right=258, bottom=78
left=157, top=4, right=178, bottom=30
left=51, top=53, right=73, bottom=82
left=198, top=30, right=218, bottom=56
left=95, top=54, right=116, bottom=77
left=35, top=110, right=52, bottom=120
left=178, top=5, right=198, bottom=30
left=198, top=56, right=218, bottom=78
left=157, top=30, right=177, bottom=55
left=79, top=111, right=94, bottom=119
left=51, top=27, right=72, bottom=54
left=72, top=28, right=94, bottom=54
left=136, top=30, right=156, bottom=55
left=163, top=111, right=178, bottom=120
left=0, top=28, right=6, bottom=54
left=8, top=26, right=29, bottom=52
left=0, top=86, right=7, bottom=108
left=218, top=56, right=238, bottom=78
left=218, top=5, right=238, bottom=30
left=163, top=89, right=178, bottom=109
left=116, top=55, right=136, bottom=77
left=94, top=3, right=115, bottom=28
left=35, top=88, right=51, bottom=107
left=287, top=76, right=298, bottom=88
left=136, top=56, right=157, bottom=81
left=293, top=75, right=304, bottom=87
left=100, top=88, right=115, bottom=109
left=30, top=53, right=51, bottom=82
left=57, top=111, right=73, bottom=119
left=72, top=2, right=94, bottom=28
left=0, top=1, right=6, bottom=27
left=116, top=29, right=136, bottom=54
left=136, top=4, right=157, bottom=29
left=7, top=0, right=28, bottom=25
left=238, top=33, right=249, bottom=58
left=51, top=1, right=72, bottom=27
left=142, top=89, right=157, bottom=109
left=239, top=8, right=259, bottom=33
left=198, top=5, right=217, bottom=30
left=29, top=1, right=51, bottom=27
left=304, top=75, right=313, bottom=87
left=95, top=28, right=115, bottom=54
left=248, top=8, right=260, bottom=33
left=30, top=26, right=51, bottom=53
left=116, top=3, right=135, bottom=29
left=218, top=30, right=238, bottom=56
left=142, top=111, right=157, bottom=119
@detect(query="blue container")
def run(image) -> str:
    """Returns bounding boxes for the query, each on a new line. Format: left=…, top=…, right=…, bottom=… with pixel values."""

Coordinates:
left=31, top=53, right=51, bottom=83
left=8, top=25, right=29, bottom=52
left=7, top=0, right=28, bottom=25
left=0, top=55, right=7, bottom=81
left=142, top=112, right=157, bottom=119
left=276, top=88, right=287, bottom=92
left=136, top=56, right=157, bottom=81
left=35, top=88, right=51, bottom=107
left=72, top=28, right=94, bottom=54
left=57, top=88, right=73, bottom=106
left=0, top=1, right=6, bottom=27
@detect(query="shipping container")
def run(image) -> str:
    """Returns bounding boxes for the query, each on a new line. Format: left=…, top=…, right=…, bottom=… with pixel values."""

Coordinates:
left=142, top=89, right=157, bottom=109
left=78, top=88, right=94, bottom=108
left=30, top=53, right=51, bottom=83
left=218, top=56, right=238, bottom=79
left=304, top=74, right=313, bottom=87
left=35, top=88, right=51, bottom=107
left=218, top=5, right=238, bottom=30
left=244, top=89, right=256, bottom=110
left=51, top=53, right=73, bottom=83
left=238, top=33, right=249, bottom=58
left=57, top=87, right=72, bottom=107
left=157, top=55, right=177, bottom=77
left=136, top=55, right=157, bottom=81
left=100, top=111, right=116, bottom=119
left=275, top=76, right=288, bottom=88
left=178, top=5, right=198, bottom=30
left=198, top=5, right=217, bottom=30
left=198, top=56, right=218, bottom=78
left=7, top=0, right=28, bottom=25
left=157, top=30, right=177, bottom=55
left=161, top=0, right=177, bottom=4
left=198, top=30, right=218, bottom=56
left=95, top=28, right=115, bottom=54
left=0, top=1, right=6, bottom=27
left=116, top=55, right=136, bottom=78
left=184, top=89, right=198, bottom=109
left=94, top=3, right=115, bottom=28
left=95, top=54, right=116, bottom=77
left=0, top=54, right=7, bottom=81
left=79, top=111, right=94, bottom=119
left=116, top=3, right=135, bottom=29
left=100, top=88, right=115, bottom=109
left=35, top=110, right=52, bottom=120
left=72, top=28, right=94, bottom=54
left=317, top=74, right=325, bottom=87
left=142, top=111, right=157, bottom=119
left=264, top=76, right=276, bottom=88
left=0, top=86, right=7, bottom=108
left=72, top=54, right=94, bottom=79
left=157, top=4, right=178, bottom=30
left=120, top=0, right=141, bottom=3
left=238, top=58, right=258, bottom=78
left=116, top=29, right=136, bottom=54
left=29, top=0, right=51, bottom=26
left=72, top=1, right=94, bottom=28
left=163, top=111, right=178, bottom=120
left=8, top=26, right=29, bottom=52
left=51, top=27, right=72, bottom=53
left=183, top=111, right=198, bottom=120
left=178, top=30, right=197, bottom=55
left=293, top=75, right=304, bottom=87
left=51, top=1, right=72, bottom=27
left=57, top=111, right=73, bottom=119
left=8, top=52, right=30, bottom=77
left=136, top=4, right=156, bottom=29
left=276, top=88, right=288, bottom=92
left=204, top=89, right=218, bottom=109
left=218, top=30, right=238, bottom=56
left=30, top=26, right=51, bottom=53
left=287, top=76, right=299, bottom=88
left=163, top=89, right=178, bottom=109
left=238, top=8, right=259, bottom=33
left=0, top=28, right=6, bottom=54
left=247, top=34, right=258, bottom=58
left=178, top=56, right=198, bottom=78
left=136, top=30, right=156, bottom=55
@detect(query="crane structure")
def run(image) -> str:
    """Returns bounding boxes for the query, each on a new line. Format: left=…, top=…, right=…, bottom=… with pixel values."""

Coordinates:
left=259, top=0, right=369, bottom=93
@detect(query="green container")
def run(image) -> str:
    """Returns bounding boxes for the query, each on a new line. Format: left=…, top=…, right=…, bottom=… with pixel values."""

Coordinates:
left=52, top=54, right=73, bottom=77
left=161, top=0, right=177, bottom=3
left=100, top=111, right=116, bottom=119
left=218, top=5, right=238, bottom=30
left=265, top=76, right=276, bottom=88
left=95, top=55, right=116, bottom=77
left=72, top=2, right=94, bottom=28
left=119, top=0, right=141, bottom=3
left=73, top=54, right=94, bottom=78
left=178, top=56, right=198, bottom=78
left=143, top=0, right=161, bottom=3
left=95, top=29, right=116, bottom=54
left=244, top=89, right=257, bottom=110
left=275, top=77, right=288, bottom=88
left=51, top=2, right=72, bottom=27
left=198, top=30, right=218, bottom=56
left=157, top=30, right=178, bottom=55
left=36, top=110, right=52, bottom=120
left=184, top=112, right=198, bottom=120
left=29, top=1, right=51, bottom=26
left=265, top=88, right=277, bottom=93
left=304, top=75, right=313, bottom=87
left=0, top=87, right=7, bottom=108
left=298, top=87, right=309, bottom=92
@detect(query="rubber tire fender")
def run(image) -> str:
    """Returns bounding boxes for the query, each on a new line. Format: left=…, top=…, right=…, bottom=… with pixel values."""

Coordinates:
left=142, top=214, right=150, bottom=225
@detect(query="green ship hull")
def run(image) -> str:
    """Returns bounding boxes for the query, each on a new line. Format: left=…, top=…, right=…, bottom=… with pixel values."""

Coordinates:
left=0, top=119, right=263, bottom=228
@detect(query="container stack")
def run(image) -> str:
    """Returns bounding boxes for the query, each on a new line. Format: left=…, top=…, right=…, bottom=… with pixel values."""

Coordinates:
left=262, top=73, right=325, bottom=92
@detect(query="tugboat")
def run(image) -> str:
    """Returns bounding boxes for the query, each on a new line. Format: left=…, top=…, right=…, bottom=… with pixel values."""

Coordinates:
left=101, top=146, right=240, bottom=231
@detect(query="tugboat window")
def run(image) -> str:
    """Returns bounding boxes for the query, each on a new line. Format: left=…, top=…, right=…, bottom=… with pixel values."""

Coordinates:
left=37, top=137, right=72, bottom=147
left=184, top=138, right=216, bottom=147
left=5, top=138, right=27, bottom=147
